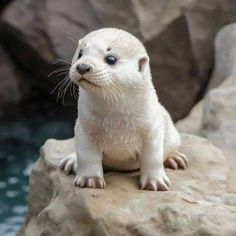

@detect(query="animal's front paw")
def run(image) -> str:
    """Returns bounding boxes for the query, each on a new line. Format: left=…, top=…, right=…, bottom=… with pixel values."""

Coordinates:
left=164, top=151, right=188, bottom=170
left=74, top=175, right=106, bottom=189
left=59, top=153, right=77, bottom=175
left=140, top=171, right=170, bottom=191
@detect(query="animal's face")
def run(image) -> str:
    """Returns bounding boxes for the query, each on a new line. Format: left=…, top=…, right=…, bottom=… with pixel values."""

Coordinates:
left=69, top=28, right=150, bottom=98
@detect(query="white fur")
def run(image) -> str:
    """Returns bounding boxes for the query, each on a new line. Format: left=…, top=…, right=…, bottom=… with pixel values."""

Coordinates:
left=60, top=28, right=182, bottom=191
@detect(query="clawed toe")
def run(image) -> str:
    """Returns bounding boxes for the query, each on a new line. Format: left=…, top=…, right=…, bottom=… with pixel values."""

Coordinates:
left=164, top=151, right=188, bottom=170
left=74, top=176, right=106, bottom=189
left=140, top=174, right=170, bottom=191
left=59, top=154, right=77, bottom=175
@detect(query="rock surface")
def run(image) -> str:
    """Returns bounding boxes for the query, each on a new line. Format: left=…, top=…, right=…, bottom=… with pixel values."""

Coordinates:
left=0, top=0, right=11, bottom=13
left=0, top=0, right=194, bottom=120
left=177, top=23, right=236, bottom=144
left=208, top=23, right=236, bottom=89
left=177, top=23, right=236, bottom=195
left=17, top=134, right=236, bottom=236
left=185, top=0, right=236, bottom=78
left=3, top=0, right=236, bottom=120
left=0, top=45, right=26, bottom=109
left=201, top=86, right=236, bottom=148
left=176, top=73, right=236, bottom=135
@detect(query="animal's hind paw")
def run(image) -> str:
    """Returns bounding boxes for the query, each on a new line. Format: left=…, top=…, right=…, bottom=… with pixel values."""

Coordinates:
left=164, top=151, right=188, bottom=170
left=59, top=153, right=77, bottom=175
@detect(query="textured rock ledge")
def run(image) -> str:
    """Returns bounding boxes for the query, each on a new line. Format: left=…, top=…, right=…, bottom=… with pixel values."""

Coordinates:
left=176, top=23, right=236, bottom=207
left=177, top=23, right=236, bottom=138
left=18, top=134, right=236, bottom=236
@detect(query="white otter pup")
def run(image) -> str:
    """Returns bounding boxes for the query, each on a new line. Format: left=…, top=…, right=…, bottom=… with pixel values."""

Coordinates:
left=60, top=28, right=187, bottom=191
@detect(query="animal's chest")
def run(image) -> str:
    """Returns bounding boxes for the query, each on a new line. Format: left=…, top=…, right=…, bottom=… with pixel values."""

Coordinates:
left=87, top=114, right=143, bottom=160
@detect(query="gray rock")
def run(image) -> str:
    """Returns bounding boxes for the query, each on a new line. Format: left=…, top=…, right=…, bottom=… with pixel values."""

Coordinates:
left=0, top=45, right=26, bottom=108
left=185, top=0, right=236, bottom=78
left=201, top=87, right=236, bottom=148
left=0, top=0, right=204, bottom=120
left=177, top=23, right=236, bottom=137
left=147, top=15, right=201, bottom=120
left=18, top=134, right=236, bottom=236
left=176, top=101, right=203, bottom=135
left=177, top=23, right=236, bottom=194
left=177, top=75, right=236, bottom=195
left=2, top=0, right=236, bottom=120
left=209, top=23, right=236, bottom=89
left=0, top=0, right=11, bottom=13
left=177, top=71, right=236, bottom=143
left=2, top=0, right=190, bottom=65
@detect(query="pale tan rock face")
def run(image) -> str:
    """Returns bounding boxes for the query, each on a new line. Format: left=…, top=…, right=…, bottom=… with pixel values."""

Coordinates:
left=177, top=23, right=236, bottom=138
left=17, top=134, right=236, bottom=236
left=201, top=87, right=236, bottom=147
left=208, top=23, right=236, bottom=90
left=176, top=73, right=236, bottom=135
left=176, top=22, right=236, bottom=210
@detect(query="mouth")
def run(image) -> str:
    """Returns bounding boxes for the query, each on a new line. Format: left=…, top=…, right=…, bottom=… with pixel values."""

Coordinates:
left=78, top=78, right=98, bottom=87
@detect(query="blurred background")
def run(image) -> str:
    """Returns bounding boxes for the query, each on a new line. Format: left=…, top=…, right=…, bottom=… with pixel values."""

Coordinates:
left=0, top=0, right=236, bottom=235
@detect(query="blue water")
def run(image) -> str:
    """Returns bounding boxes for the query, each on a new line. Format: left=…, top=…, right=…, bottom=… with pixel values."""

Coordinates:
left=0, top=102, right=75, bottom=235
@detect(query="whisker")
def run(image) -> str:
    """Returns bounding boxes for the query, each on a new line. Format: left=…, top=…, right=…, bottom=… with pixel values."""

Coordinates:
left=62, top=80, right=71, bottom=105
left=109, top=79, right=125, bottom=104
left=69, top=81, right=74, bottom=97
left=58, top=76, right=70, bottom=94
left=57, top=76, right=70, bottom=96
left=72, top=83, right=76, bottom=100
left=57, top=78, right=70, bottom=103
left=91, top=68, right=105, bottom=75
left=56, top=71, right=69, bottom=77
left=48, top=66, right=70, bottom=77
left=73, top=83, right=79, bottom=100
left=51, top=71, right=79, bottom=104
left=51, top=77, right=68, bottom=94
left=54, top=66, right=70, bottom=71
left=66, top=35, right=78, bottom=44
left=54, top=58, right=71, bottom=65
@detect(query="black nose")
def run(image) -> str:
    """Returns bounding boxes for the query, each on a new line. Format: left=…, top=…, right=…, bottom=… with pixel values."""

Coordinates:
left=76, top=63, right=91, bottom=75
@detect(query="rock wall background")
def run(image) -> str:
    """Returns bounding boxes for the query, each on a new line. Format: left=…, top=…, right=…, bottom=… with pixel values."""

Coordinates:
left=1, top=1, right=236, bottom=235
left=177, top=23, right=236, bottom=196
left=1, top=0, right=236, bottom=120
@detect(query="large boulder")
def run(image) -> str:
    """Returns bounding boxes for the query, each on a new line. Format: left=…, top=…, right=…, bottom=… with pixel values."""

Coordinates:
left=0, top=0, right=192, bottom=66
left=201, top=86, right=236, bottom=149
left=3, top=0, right=234, bottom=120
left=208, top=23, right=236, bottom=89
left=176, top=73, right=236, bottom=135
left=0, top=0, right=193, bottom=120
left=17, top=134, right=236, bottom=236
left=185, top=0, right=236, bottom=78
left=177, top=23, right=236, bottom=194
left=177, top=23, right=236, bottom=145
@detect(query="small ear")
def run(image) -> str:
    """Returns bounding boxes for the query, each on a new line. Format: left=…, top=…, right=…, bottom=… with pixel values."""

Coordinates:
left=138, top=56, right=149, bottom=72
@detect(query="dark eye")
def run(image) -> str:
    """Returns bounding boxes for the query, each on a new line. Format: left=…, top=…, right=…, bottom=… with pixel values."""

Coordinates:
left=78, top=49, right=83, bottom=59
left=105, top=55, right=117, bottom=65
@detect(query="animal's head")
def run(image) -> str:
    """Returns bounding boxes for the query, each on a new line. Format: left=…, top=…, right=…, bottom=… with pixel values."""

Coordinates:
left=70, top=28, right=150, bottom=99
